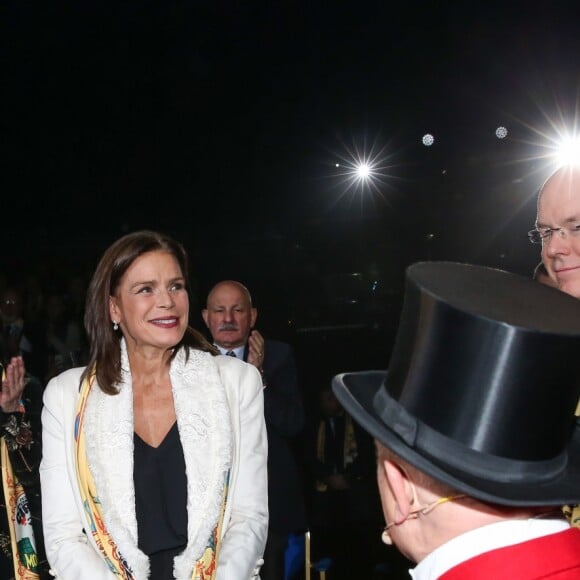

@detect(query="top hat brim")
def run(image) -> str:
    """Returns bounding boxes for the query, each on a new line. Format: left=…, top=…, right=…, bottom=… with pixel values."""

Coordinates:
left=333, top=369, right=580, bottom=506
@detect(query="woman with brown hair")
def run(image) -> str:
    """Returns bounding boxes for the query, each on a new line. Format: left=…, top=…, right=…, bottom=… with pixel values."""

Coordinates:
left=40, top=230, right=268, bottom=579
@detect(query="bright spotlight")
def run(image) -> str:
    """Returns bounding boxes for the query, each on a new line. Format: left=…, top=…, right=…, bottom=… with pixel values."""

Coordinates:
left=330, top=138, right=397, bottom=200
left=556, top=135, right=580, bottom=167
left=495, top=126, right=508, bottom=139
left=339, top=155, right=378, bottom=185
left=422, top=134, right=434, bottom=146
left=494, top=102, right=580, bottom=184
left=356, top=162, right=371, bottom=178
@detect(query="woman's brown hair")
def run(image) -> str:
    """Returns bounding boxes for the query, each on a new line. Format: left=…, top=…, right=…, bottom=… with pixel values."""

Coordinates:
left=80, top=230, right=216, bottom=395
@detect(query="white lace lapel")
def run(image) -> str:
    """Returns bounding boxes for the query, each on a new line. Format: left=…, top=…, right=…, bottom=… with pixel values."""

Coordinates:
left=83, top=341, right=232, bottom=580
left=172, top=348, right=232, bottom=580
left=84, top=340, right=149, bottom=578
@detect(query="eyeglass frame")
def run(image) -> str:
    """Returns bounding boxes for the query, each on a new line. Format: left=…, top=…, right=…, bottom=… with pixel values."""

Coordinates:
left=528, top=223, right=580, bottom=244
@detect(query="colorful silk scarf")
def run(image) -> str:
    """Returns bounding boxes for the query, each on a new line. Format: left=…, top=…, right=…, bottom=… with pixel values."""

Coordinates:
left=75, top=370, right=228, bottom=579
left=0, top=368, right=39, bottom=580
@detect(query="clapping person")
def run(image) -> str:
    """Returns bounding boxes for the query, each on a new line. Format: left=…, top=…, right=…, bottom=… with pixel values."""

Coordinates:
left=202, top=281, right=307, bottom=580
left=1, top=356, right=50, bottom=579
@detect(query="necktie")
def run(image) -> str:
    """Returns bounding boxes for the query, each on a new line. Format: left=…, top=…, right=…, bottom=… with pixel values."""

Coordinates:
left=226, top=350, right=237, bottom=357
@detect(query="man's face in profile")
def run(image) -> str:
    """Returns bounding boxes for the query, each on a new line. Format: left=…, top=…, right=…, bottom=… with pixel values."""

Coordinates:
left=537, top=167, right=580, bottom=298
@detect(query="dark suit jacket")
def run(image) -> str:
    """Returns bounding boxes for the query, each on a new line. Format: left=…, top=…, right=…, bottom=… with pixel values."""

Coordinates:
left=244, top=338, right=307, bottom=533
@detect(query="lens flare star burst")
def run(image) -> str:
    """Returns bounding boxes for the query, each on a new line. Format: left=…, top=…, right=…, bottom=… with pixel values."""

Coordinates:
left=504, top=103, right=580, bottom=181
left=330, top=141, right=400, bottom=211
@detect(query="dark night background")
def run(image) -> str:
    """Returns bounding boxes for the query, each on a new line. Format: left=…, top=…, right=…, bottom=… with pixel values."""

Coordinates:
left=2, top=1, right=580, bottom=376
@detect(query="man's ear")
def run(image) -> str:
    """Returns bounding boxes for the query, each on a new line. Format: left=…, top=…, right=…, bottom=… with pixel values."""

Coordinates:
left=201, top=309, right=209, bottom=328
left=384, top=459, right=414, bottom=524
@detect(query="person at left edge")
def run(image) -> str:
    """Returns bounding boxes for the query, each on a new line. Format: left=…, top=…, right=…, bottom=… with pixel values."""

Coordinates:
left=39, top=230, right=268, bottom=580
left=1, top=356, right=51, bottom=579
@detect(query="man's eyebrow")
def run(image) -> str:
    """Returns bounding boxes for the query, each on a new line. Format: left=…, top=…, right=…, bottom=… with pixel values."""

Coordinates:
left=564, top=215, right=580, bottom=224
left=536, top=215, right=580, bottom=228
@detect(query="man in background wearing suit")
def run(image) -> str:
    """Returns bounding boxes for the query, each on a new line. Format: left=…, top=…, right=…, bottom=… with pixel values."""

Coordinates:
left=202, top=280, right=307, bottom=580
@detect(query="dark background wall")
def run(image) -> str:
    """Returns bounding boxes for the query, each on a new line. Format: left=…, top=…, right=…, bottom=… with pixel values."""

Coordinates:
left=2, top=0, right=578, bottom=386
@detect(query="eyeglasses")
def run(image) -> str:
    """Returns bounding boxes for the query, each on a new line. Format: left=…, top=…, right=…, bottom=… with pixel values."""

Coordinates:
left=528, top=224, right=580, bottom=244
left=1, top=299, right=18, bottom=306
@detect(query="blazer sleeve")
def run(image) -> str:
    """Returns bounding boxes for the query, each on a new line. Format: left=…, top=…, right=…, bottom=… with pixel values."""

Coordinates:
left=40, top=371, right=115, bottom=579
left=216, top=359, right=268, bottom=579
left=263, top=341, right=304, bottom=437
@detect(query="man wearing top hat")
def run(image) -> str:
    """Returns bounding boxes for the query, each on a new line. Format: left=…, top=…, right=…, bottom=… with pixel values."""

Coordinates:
left=332, top=261, right=580, bottom=579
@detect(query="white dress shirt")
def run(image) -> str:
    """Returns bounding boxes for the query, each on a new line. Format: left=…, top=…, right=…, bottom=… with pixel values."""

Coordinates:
left=216, top=345, right=245, bottom=359
left=410, top=518, right=570, bottom=579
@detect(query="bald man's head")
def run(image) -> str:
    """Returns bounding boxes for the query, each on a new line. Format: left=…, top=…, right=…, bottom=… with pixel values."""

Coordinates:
left=202, top=280, right=257, bottom=349
left=538, top=166, right=580, bottom=207
left=206, top=280, right=253, bottom=306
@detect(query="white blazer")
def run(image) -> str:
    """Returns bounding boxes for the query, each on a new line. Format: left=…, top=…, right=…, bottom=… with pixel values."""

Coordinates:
left=40, top=346, right=268, bottom=580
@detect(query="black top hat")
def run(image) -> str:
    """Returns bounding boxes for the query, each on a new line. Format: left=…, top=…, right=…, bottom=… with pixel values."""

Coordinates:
left=332, top=261, right=580, bottom=506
